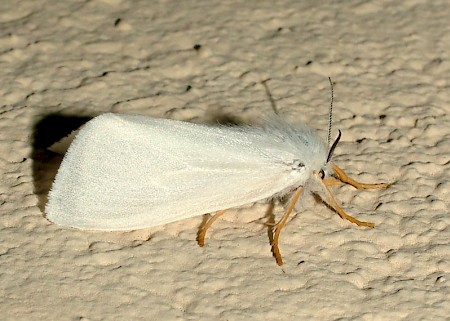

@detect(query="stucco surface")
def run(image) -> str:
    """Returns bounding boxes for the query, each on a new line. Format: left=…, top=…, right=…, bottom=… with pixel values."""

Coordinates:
left=0, top=0, right=449, bottom=320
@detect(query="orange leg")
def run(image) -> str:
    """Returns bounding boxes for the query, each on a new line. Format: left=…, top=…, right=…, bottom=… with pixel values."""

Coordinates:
left=197, top=209, right=227, bottom=247
left=271, top=187, right=303, bottom=266
left=323, top=177, right=344, bottom=187
left=331, top=162, right=389, bottom=189
left=317, top=172, right=375, bottom=228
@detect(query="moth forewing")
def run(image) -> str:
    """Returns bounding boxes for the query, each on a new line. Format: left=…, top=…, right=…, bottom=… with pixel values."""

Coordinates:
left=45, top=113, right=322, bottom=230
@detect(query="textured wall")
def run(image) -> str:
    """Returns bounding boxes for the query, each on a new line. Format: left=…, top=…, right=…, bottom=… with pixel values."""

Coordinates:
left=0, top=0, right=448, bottom=320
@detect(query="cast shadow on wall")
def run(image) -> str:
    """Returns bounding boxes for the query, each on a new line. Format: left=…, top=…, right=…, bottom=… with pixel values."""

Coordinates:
left=32, top=114, right=92, bottom=214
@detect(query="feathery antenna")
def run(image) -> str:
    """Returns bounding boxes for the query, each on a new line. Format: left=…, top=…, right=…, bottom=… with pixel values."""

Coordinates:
left=327, top=77, right=334, bottom=147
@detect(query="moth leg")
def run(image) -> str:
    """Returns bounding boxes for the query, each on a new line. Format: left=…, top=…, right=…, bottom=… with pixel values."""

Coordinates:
left=331, top=162, right=389, bottom=189
left=272, top=187, right=303, bottom=266
left=318, top=173, right=375, bottom=228
left=323, top=177, right=344, bottom=187
left=197, top=209, right=227, bottom=247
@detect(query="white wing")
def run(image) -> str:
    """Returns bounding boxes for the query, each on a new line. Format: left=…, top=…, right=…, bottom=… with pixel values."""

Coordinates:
left=46, top=113, right=326, bottom=230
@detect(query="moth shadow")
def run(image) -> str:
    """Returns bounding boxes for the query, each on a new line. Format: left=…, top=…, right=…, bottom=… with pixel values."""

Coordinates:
left=31, top=114, right=92, bottom=214
left=203, top=108, right=254, bottom=127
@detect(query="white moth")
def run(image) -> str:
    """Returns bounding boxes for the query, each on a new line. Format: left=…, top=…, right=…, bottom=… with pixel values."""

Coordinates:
left=46, top=111, right=387, bottom=266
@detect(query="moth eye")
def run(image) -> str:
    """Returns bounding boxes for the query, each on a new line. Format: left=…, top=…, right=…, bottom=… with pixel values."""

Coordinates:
left=319, top=169, right=325, bottom=179
left=291, top=159, right=305, bottom=171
